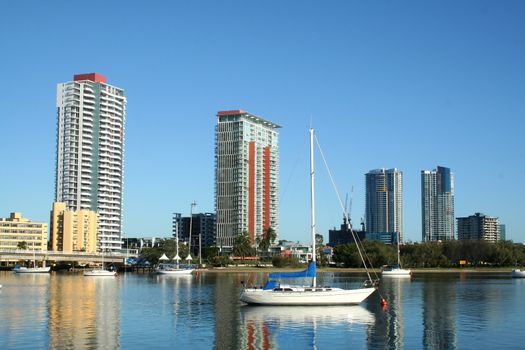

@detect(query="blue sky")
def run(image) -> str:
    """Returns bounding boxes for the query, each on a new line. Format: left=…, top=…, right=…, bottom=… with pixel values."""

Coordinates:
left=1, top=1, right=524, bottom=243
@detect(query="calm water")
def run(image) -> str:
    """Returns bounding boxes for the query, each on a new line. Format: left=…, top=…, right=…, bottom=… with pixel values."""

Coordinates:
left=0, top=270, right=524, bottom=349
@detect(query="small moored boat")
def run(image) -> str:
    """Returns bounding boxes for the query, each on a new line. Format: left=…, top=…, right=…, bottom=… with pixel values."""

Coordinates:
left=83, top=269, right=117, bottom=277
left=511, top=269, right=525, bottom=278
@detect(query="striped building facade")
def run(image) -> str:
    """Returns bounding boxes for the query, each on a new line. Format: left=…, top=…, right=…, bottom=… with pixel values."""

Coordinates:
left=215, top=110, right=280, bottom=248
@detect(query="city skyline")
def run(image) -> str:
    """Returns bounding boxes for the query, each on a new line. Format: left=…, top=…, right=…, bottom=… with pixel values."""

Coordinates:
left=1, top=1, right=524, bottom=243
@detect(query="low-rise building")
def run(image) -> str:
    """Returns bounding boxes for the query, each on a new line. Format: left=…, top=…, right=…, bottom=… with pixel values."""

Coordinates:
left=50, top=202, right=98, bottom=253
left=0, top=212, right=48, bottom=251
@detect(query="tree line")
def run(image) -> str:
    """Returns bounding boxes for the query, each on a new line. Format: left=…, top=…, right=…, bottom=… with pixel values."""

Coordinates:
left=332, top=240, right=525, bottom=268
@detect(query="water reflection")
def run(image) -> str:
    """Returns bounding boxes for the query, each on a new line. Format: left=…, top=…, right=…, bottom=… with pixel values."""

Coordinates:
left=0, top=273, right=49, bottom=349
left=421, top=275, right=457, bottom=350
left=1, top=271, right=525, bottom=349
left=369, top=276, right=412, bottom=350
left=239, top=305, right=375, bottom=349
left=48, top=274, right=120, bottom=349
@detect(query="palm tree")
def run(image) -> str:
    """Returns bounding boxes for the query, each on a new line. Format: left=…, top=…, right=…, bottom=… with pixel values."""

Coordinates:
left=258, top=227, right=277, bottom=257
left=233, top=231, right=255, bottom=259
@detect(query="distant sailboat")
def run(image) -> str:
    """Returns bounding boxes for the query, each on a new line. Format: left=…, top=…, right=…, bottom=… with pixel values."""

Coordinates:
left=13, top=250, right=50, bottom=273
left=240, top=128, right=378, bottom=306
left=155, top=206, right=194, bottom=275
left=84, top=248, right=116, bottom=277
left=382, top=232, right=412, bottom=277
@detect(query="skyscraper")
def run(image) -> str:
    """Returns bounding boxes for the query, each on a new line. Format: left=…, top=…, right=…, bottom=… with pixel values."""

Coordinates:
left=215, top=109, right=280, bottom=248
left=421, top=166, right=455, bottom=242
left=365, top=168, right=404, bottom=242
left=55, top=73, right=126, bottom=252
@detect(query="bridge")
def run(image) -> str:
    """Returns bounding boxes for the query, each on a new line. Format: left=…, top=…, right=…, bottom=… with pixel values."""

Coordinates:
left=0, top=249, right=126, bottom=265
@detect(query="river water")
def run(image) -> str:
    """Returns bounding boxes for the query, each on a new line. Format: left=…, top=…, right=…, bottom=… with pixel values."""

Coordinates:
left=0, top=270, right=523, bottom=349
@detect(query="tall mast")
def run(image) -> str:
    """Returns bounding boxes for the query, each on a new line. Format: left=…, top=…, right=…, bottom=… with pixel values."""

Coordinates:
left=310, top=128, right=316, bottom=263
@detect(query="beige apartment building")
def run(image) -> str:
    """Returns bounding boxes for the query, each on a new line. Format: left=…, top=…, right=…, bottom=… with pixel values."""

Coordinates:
left=50, top=202, right=98, bottom=253
left=0, top=212, right=48, bottom=251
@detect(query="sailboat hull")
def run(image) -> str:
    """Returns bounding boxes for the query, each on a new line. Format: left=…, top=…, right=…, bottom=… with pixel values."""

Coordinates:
left=13, top=266, right=51, bottom=273
left=83, top=270, right=117, bottom=276
left=382, top=268, right=412, bottom=277
left=240, top=286, right=376, bottom=306
left=156, top=268, right=194, bottom=275
left=512, top=269, right=525, bottom=278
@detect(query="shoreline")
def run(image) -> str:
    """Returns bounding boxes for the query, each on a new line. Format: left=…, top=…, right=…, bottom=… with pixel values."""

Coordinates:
left=199, top=266, right=517, bottom=274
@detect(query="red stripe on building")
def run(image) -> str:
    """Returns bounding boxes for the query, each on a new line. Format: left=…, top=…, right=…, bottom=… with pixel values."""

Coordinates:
left=263, top=146, right=271, bottom=231
left=248, top=141, right=256, bottom=244
left=217, top=109, right=246, bottom=116
left=73, top=73, right=107, bottom=83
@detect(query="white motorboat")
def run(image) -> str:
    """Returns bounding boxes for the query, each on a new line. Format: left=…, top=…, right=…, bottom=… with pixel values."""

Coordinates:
left=511, top=269, right=525, bottom=278
left=240, top=128, right=378, bottom=306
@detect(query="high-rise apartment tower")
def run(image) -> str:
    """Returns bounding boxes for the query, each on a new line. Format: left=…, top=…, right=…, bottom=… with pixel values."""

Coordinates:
left=215, top=110, right=280, bottom=248
left=421, top=166, right=455, bottom=241
left=365, top=168, right=404, bottom=242
left=55, top=73, right=126, bottom=251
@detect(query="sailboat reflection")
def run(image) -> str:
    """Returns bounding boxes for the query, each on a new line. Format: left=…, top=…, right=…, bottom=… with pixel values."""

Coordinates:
left=241, top=305, right=375, bottom=324
left=239, top=306, right=375, bottom=349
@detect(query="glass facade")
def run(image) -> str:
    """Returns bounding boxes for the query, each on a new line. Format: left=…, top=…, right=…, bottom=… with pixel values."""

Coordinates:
left=421, top=166, right=455, bottom=241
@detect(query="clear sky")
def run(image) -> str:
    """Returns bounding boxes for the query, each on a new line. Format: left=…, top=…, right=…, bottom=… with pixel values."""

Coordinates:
left=1, top=1, right=524, bottom=243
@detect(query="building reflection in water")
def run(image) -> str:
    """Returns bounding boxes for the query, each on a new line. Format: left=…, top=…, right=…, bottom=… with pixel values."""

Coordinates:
left=422, top=275, right=457, bottom=350
left=214, top=273, right=245, bottom=349
left=0, top=273, right=50, bottom=348
left=48, top=274, right=120, bottom=349
left=367, top=276, right=411, bottom=349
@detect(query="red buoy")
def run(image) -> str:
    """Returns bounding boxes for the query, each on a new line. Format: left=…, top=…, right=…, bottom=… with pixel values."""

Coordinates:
left=380, top=298, right=388, bottom=307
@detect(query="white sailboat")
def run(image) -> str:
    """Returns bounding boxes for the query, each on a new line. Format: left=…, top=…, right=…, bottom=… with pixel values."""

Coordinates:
left=155, top=210, right=194, bottom=275
left=84, top=248, right=116, bottom=277
left=13, top=250, right=51, bottom=273
left=240, top=128, right=378, bottom=306
left=511, top=269, right=525, bottom=278
left=381, top=232, right=412, bottom=277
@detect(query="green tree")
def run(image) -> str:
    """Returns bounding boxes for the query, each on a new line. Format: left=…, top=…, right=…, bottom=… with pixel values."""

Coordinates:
left=17, top=241, right=28, bottom=250
left=333, top=243, right=362, bottom=267
left=204, top=246, right=220, bottom=261
left=258, top=227, right=277, bottom=257
left=233, top=231, right=255, bottom=259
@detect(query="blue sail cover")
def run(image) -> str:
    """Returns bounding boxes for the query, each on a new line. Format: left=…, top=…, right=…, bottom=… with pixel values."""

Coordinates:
left=268, top=261, right=316, bottom=278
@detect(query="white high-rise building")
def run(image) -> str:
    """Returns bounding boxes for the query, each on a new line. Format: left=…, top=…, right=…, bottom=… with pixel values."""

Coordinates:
left=215, top=109, right=280, bottom=248
left=365, top=168, right=404, bottom=243
left=55, top=73, right=126, bottom=252
left=421, top=166, right=455, bottom=242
